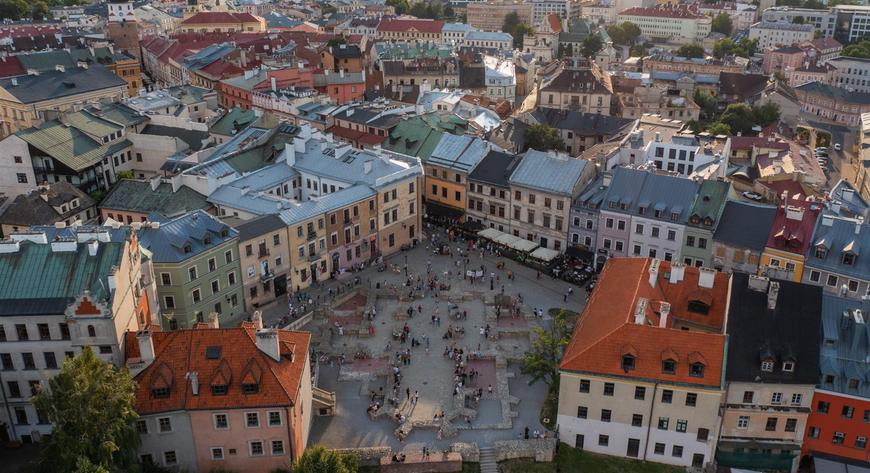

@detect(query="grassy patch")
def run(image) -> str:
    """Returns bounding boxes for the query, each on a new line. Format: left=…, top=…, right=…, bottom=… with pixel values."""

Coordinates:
left=462, top=462, right=481, bottom=473
left=548, top=308, right=579, bottom=319
left=499, top=444, right=685, bottom=473
left=540, top=384, right=558, bottom=430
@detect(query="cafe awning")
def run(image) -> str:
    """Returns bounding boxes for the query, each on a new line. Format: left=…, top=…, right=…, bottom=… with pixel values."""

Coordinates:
left=530, top=247, right=559, bottom=262
left=477, top=228, right=502, bottom=240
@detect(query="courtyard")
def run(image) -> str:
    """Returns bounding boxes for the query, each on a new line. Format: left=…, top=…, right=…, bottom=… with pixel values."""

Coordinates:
left=291, top=227, right=589, bottom=451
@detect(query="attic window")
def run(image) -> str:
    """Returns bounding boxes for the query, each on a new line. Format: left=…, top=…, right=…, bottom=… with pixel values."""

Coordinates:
left=689, top=362, right=705, bottom=378
left=151, top=387, right=169, bottom=399
left=211, top=384, right=228, bottom=396
left=688, top=300, right=710, bottom=315
left=654, top=209, right=663, bottom=218
left=761, top=360, right=775, bottom=372
left=220, top=228, right=229, bottom=238
left=689, top=215, right=700, bottom=225
left=638, top=206, right=646, bottom=215
left=206, top=346, right=222, bottom=360
left=242, top=383, right=259, bottom=394
left=621, top=355, right=635, bottom=372
left=782, top=361, right=795, bottom=372
left=815, top=247, right=827, bottom=259
left=670, top=212, right=679, bottom=222
left=662, top=360, right=676, bottom=374
left=183, top=244, right=192, bottom=254
left=843, top=253, right=856, bottom=266
left=703, top=217, right=714, bottom=226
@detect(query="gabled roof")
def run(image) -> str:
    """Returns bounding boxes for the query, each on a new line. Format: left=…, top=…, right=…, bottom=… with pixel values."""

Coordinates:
left=687, top=180, right=731, bottom=230
left=235, top=214, right=287, bottom=242
left=377, top=18, right=444, bottom=34
left=181, top=11, right=261, bottom=25
left=602, top=168, right=700, bottom=223
left=0, top=182, right=94, bottom=226
left=468, top=150, right=518, bottom=188
left=796, top=81, right=870, bottom=105
left=508, top=149, right=586, bottom=196
left=137, top=210, right=237, bottom=263
left=17, top=120, right=131, bottom=172
left=525, top=107, right=634, bottom=137
left=714, top=201, right=778, bottom=251
left=561, top=258, right=728, bottom=388
left=126, top=326, right=310, bottom=415
left=765, top=197, right=823, bottom=256
left=818, top=295, right=870, bottom=398
left=0, top=226, right=129, bottom=315
left=210, top=107, right=258, bottom=137
left=726, top=273, right=821, bottom=384
left=382, top=119, right=445, bottom=161
left=806, top=216, right=870, bottom=281
left=719, top=72, right=769, bottom=100
left=279, top=184, right=375, bottom=225
left=828, top=179, right=869, bottom=219
left=428, top=134, right=489, bottom=173
left=541, top=68, right=610, bottom=94
left=0, top=65, right=126, bottom=104
left=100, top=180, right=210, bottom=218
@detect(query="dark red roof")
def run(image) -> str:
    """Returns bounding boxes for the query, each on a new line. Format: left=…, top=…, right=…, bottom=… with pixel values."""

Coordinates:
left=377, top=19, right=444, bottom=34
left=0, top=55, right=26, bottom=78
left=765, top=197, right=822, bottom=256
left=197, top=59, right=244, bottom=80
left=181, top=11, right=261, bottom=25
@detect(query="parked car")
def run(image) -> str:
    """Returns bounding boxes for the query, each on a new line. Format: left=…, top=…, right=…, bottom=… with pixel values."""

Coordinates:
left=742, top=191, right=763, bottom=201
left=834, top=143, right=842, bottom=151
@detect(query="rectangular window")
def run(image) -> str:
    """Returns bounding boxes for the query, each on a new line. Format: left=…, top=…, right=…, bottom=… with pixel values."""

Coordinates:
left=603, top=382, right=614, bottom=396
left=672, top=445, right=683, bottom=458
left=214, top=413, right=229, bottom=429
left=658, top=417, right=669, bottom=430
left=632, top=414, right=643, bottom=427
left=785, top=418, right=797, bottom=432
left=765, top=417, right=778, bottom=431
left=686, top=392, right=697, bottom=407
left=164, top=451, right=177, bottom=465
left=211, top=448, right=224, bottom=460
left=661, top=390, right=673, bottom=404
left=246, top=412, right=259, bottom=427
left=579, top=379, right=590, bottom=393
left=737, top=416, right=749, bottom=429
left=271, top=440, right=285, bottom=455
left=598, top=435, right=609, bottom=446
left=576, top=406, right=587, bottom=418
left=654, top=443, right=665, bottom=455
left=601, top=409, right=611, bottom=422
left=250, top=441, right=264, bottom=456
left=634, top=386, right=646, bottom=400
left=269, top=411, right=281, bottom=426
left=676, top=419, right=687, bottom=433
left=158, top=417, right=172, bottom=432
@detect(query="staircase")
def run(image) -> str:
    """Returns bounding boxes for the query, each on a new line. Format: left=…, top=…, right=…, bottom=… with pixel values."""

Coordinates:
left=479, top=447, right=498, bottom=473
left=312, top=386, right=336, bottom=416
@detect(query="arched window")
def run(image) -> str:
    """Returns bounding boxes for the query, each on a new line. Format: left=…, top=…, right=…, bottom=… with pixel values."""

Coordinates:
left=87, top=325, right=96, bottom=337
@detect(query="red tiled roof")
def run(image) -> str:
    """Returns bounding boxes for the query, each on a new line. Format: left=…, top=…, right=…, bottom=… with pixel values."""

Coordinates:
left=560, top=258, right=727, bottom=387
left=619, top=5, right=704, bottom=19
left=547, top=14, right=562, bottom=34
left=806, top=37, right=842, bottom=51
left=377, top=19, right=444, bottom=34
left=764, top=196, right=822, bottom=255
left=126, top=326, right=310, bottom=415
left=0, top=55, right=25, bottom=78
left=729, top=135, right=790, bottom=151
left=197, top=59, right=244, bottom=80
left=181, top=11, right=261, bottom=25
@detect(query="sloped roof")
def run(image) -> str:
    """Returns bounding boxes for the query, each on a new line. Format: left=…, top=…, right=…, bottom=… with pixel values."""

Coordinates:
left=17, top=120, right=131, bottom=172
left=126, top=326, right=310, bottom=415
left=429, top=134, right=488, bottom=173
left=509, top=149, right=586, bottom=196
left=819, top=295, right=870, bottom=398
left=796, top=81, right=870, bottom=104
left=0, top=65, right=126, bottom=104
left=279, top=184, right=375, bottom=225
left=137, top=210, right=237, bottom=263
left=806, top=216, right=870, bottom=281
left=468, top=150, right=518, bottom=187
left=210, top=107, right=258, bottom=136
left=383, top=118, right=444, bottom=161
left=181, top=11, right=261, bottom=25
left=713, top=201, right=778, bottom=251
left=100, top=180, right=210, bottom=218
left=377, top=18, right=444, bottom=34
left=0, top=182, right=94, bottom=226
left=602, top=168, right=700, bottom=223
left=561, top=258, right=728, bottom=388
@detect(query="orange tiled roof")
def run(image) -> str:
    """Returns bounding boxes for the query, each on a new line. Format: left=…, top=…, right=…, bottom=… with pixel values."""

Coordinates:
left=181, top=11, right=261, bottom=25
left=560, top=258, right=728, bottom=387
left=125, top=326, right=310, bottom=415
left=377, top=19, right=444, bottom=34
left=547, top=14, right=562, bottom=34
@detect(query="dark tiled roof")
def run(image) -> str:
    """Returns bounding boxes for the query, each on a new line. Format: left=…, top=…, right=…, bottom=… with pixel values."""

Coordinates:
left=541, top=69, right=610, bottom=94
left=713, top=201, right=777, bottom=250
left=796, top=81, right=870, bottom=104
left=0, top=65, right=126, bottom=104
left=141, top=124, right=210, bottom=151
left=0, top=182, right=94, bottom=226
left=726, top=273, right=822, bottom=384
left=526, top=107, right=634, bottom=137
left=718, top=72, right=769, bottom=100
left=234, top=214, right=286, bottom=242
left=467, top=150, right=518, bottom=188
left=99, top=180, right=210, bottom=218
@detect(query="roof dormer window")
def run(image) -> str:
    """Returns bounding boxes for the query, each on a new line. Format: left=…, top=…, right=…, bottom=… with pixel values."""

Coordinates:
left=662, top=359, right=676, bottom=374
left=782, top=361, right=795, bottom=372
left=761, top=360, right=775, bottom=372
left=622, top=355, right=635, bottom=372
left=203, top=235, right=212, bottom=245
left=151, top=387, right=169, bottom=399
left=183, top=244, right=192, bottom=254
left=814, top=246, right=827, bottom=259
left=843, top=252, right=856, bottom=266
left=242, top=383, right=259, bottom=394
left=689, top=362, right=705, bottom=378
left=211, top=384, right=228, bottom=395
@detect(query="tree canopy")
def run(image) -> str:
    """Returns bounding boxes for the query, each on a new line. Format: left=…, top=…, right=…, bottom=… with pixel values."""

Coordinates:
left=32, top=347, right=139, bottom=473
left=713, top=38, right=757, bottom=59
left=293, top=445, right=359, bottom=473
left=581, top=33, right=604, bottom=59
left=386, top=0, right=410, bottom=15
left=712, top=102, right=781, bottom=136
left=843, top=39, right=870, bottom=59
left=706, top=122, right=732, bottom=136
left=606, top=21, right=642, bottom=46
left=675, top=44, right=705, bottom=59
left=523, top=124, right=565, bottom=152
left=711, top=12, right=733, bottom=35
left=521, top=309, right=577, bottom=386
left=502, top=12, right=533, bottom=48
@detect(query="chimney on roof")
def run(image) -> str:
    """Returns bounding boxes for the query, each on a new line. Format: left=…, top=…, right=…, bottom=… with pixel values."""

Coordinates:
left=856, top=217, right=864, bottom=235
left=648, top=258, right=661, bottom=288
left=748, top=274, right=770, bottom=293
left=252, top=310, right=264, bottom=330
left=207, top=312, right=219, bottom=329
left=658, top=302, right=671, bottom=328
left=87, top=240, right=99, bottom=256
left=255, top=329, right=281, bottom=361
left=185, top=371, right=199, bottom=396
left=698, top=267, right=716, bottom=289
left=669, top=262, right=686, bottom=284
left=785, top=204, right=805, bottom=221
left=767, top=281, right=780, bottom=310
left=137, top=330, right=155, bottom=366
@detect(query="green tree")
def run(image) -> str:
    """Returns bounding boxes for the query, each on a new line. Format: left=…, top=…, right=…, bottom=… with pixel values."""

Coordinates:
left=713, top=37, right=757, bottom=59
left=693, top=88, right=717, bottom=121
left=719, top=103, right=757, bottom=135
left=31, top=0, right=48, bottom=19
left=0, top=0, right=28, bottom=20
left=409, top=1, right=427, bottom=17
left=752, top=102, right=781, bottom=127
left=520, top=309, right=577, bottom=386
left=502, top=11, right=520, bottom=34
left=675, top=44, right=705, bottom=58
left=293, top=445, right=358, bottom=473
left=327, top=35, right=347, bottom=48
left=32, top=347, right=139, bottom=473
left=386, top=0, right=409, bottom=15
left=792, top=15, right=805, bottom=24
left=512, top=24, right=534, bottom=49
left=443, top=5, right=454, bottom=18
left=706, top=122, right=732, bottom=136
left=580, top=33, right=604, bottom=59
left=523, top=124, right=565, bottom=152
left=606, top=21, right=641, bottom=46
left=321, top=4, right=337, bottom=15
left=843, top=39, right=870, bottom=59
left=711, top=12, right=733, bottom=35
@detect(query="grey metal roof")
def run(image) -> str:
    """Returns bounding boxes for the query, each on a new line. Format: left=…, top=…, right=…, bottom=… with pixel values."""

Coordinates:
left=713, top=200, right=778, bottom=251
left=279, top=184, right=375, bottom=225
left=293, top=137, right=421, bottom=188
left=509, top=150, right=587, bottom=196
left=818, top=295, right=870, bottom=398
left=428, top=134, right=489, bottom=173
left=99, top=180, right=209, bottom=218
left=234, top=214, right=287, bottom=242
left=0, top=65, right=126, bottom=104
left=137, top=210, right=237, bottom=263
left=601, top=167, right=698, bottom=222
left=806, top=216, right=870, bottom=282
left=467, top=150, right=517, bottom=187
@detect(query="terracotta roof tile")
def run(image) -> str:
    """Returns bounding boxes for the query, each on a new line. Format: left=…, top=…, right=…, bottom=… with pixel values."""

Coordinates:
left=377, top=19, right=444, bottom=34
left=560, top=258, right=727, bottom=387
left=181, top=11, right=261, bottom=25
left=125, top=326, right=310, bottom=415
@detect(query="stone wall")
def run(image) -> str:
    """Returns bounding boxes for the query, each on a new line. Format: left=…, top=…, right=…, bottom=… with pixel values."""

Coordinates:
left=493, top=438, right=556, bottom=462
left=330, top=446, right=392, bottom=466
left=451, top=442, right=480, bottom=463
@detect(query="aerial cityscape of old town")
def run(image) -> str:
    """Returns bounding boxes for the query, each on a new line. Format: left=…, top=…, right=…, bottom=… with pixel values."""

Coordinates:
left=0, top=0, right=869, bottom=472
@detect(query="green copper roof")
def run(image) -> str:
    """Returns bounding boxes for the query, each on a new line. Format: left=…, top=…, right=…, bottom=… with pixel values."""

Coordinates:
left=689, top=180, right=730, bottom=227
left=210, top=107, right=258, bottom=136
left=383, top=119, right=444, bottom=162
